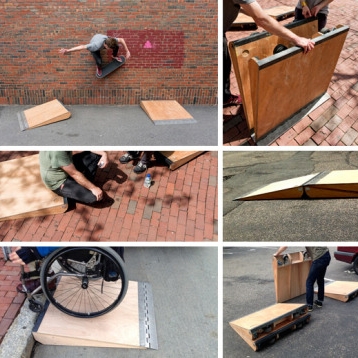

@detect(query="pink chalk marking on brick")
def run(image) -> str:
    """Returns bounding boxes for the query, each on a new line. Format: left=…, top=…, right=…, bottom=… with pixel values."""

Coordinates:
left=107, top=29, right=184, bottom=68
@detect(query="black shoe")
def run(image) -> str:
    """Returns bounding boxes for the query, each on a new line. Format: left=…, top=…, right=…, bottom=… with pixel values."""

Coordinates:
left=307, top=305, right=313, bottom=312
left=133, top=162, right=147, bottom=174
left=314, top=300, right=323, bottom=308
left=119, top=153, right=139, bottom=164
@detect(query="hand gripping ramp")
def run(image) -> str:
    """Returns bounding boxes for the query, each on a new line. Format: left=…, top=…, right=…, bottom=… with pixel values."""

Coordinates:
left=230, top=303, right=310, bottom=351
left=0, top=154, right=68, bottom=221
left=315, top=280, right=358, bottom=302
left=140, top=100, right=196, bottom=125
left=234, top=170, right=358, bottom=201
left=17, top=99, right=71, bottom=131
left=33, top=281, right=158, bottom=349
left=273, top=251, right=312, bottom=303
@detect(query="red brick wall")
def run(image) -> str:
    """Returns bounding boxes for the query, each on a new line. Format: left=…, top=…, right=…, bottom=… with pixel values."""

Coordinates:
left=0, top=1, right=217, bottom=105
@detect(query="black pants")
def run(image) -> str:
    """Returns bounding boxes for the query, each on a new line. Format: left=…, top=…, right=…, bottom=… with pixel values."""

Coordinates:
left=223, top=35, right=232, bottom=102
left=294, top=9, right=327, bottom=32
left=53, top=152, right=101, bottom=204
left=91, top=45, right=119, bottom=68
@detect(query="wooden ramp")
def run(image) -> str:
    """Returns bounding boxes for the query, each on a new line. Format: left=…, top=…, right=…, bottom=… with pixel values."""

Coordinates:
left=0, top=154, right=68, bottom=221
left=33, top=281, right=158, bottom=349
left=265, top=6, right=295, bottom=21
left=315, top=281, right=358, bottom=302
left=157, top=151, right=204, bottom=170
left=234, top=170, right=358, bottom=201
left=140, top=100, right=196, bottom=125
left=229, top=19, right=349, bottom=142
left=230, top=303, right=310, bottom=351
left=17, top=99, right=71, bottom=131
left=273, top=251, right=312, bottom=303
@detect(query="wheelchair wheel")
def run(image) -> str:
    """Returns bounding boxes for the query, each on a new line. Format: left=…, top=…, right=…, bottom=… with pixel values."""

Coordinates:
left=40, top=247, right=128, bottom=318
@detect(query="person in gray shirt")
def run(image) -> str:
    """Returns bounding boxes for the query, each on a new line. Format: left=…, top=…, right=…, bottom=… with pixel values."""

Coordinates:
left=59, top=34, right=130, bottom=77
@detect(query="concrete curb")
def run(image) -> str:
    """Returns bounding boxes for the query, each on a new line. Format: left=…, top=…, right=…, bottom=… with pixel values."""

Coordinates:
left=0, top=299, right=43, bottom=358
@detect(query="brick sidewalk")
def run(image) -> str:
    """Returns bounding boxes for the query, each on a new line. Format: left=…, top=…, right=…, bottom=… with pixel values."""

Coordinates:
left=224, top=0, right=358, bottom=146
left=0, top=151, right=218, bottom=242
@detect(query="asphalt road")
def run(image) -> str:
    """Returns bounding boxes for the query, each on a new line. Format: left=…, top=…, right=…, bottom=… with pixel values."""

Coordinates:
left=223, top=246, right=358, bottom=358
left=223, top=151, right=358, bottom=241
left=31, top=247, right=218, bottom=358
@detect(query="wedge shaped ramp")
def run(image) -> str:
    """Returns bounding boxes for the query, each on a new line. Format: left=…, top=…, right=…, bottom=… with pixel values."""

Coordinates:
left=234, top=170, right=358, bottom=201
left=315, top=280, right=358, bottom=302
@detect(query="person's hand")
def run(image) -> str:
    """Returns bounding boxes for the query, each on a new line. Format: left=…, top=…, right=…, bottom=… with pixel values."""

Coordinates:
left=9, top=247, right=26, bottom=265
left=302, top=6, right=312, bottom=18
left=91, top=186, right=104, bottom=201
left=295, top=36, right=315, bottom=54
left=98, top=152, right=109, bottom=168
left=59, top=48, right=68, bottom=55
left=310, top=5, right=321, bottom=17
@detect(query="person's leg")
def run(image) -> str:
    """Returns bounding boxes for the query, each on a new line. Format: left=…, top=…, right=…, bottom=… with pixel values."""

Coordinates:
left=317, top=13, right=327, bottom=32
left=306, top=263, right=319, bottom=307
left=119, top=151, right=141, bottom=164
left=72, top=151, right=101, bottom=182
left=293, top=8, right=304, bottom=22
left=316, top=252, right=331, bottom=303
left=53, top=177, right=97, bottom=204
left=112, top=44, right=119, bottom=58
left=134, top=151, right=153, bottom=174
left=223, top=35, right=232, bottom=103
left=92, top=50, right=102, bottom=68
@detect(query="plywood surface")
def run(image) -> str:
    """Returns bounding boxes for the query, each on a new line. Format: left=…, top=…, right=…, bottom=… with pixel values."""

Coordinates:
left=316, top=281, right=358, bottom=302
left=158, top=151, right=204, bottom=170
left=33, top=281, right=143, bottom=348
left=18, top=99, right=71, bottom=130
left=0, top=154, right=67, bottom=221
left=265, top=6, right=295, bottom=20
left=140, top=100, right=195, bottom=124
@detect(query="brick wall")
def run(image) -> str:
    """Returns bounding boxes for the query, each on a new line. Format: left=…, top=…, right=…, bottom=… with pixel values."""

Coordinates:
left=0, top=0, right=217, bottom=105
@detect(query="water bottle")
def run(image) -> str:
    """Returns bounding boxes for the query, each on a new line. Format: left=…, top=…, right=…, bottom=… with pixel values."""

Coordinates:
left=144, top=173, right=151, bottom=188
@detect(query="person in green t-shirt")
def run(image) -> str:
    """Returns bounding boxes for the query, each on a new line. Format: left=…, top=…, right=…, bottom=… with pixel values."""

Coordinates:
left=39, top=151, right=108, bottom=204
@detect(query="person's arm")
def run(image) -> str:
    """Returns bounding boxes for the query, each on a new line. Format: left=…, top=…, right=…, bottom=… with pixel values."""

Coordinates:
left=61, top=162, right=103, bottom=201
left=241, top=2, right=314, bottom=53
left=273, top=246, right=288, bottom=257
left=59, top=44, right=87, bottom=55
left=116, top=38, right=131, bottom=59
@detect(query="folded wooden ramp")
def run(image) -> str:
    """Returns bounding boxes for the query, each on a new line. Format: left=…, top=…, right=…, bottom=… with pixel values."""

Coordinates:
left=315, top=280, right=358, bottom=302
left=17, top=99, right=71, bottom=131
left=273, top=251, right=312, bottom=303
left=234, top=170, right=358, bottom=201
left=0, top=154, right=68, bottom=221
left=230, top=303, right=310, bottom=351
left=33, top=281, right=158, bottom=349
left=140, top=100, right=196, bottom=125
left=157, top=151, right=204, bottom=170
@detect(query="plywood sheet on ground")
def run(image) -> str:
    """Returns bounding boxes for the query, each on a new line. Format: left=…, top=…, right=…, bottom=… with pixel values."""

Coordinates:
left=231, top=13, right=257, bottom=30
left=158, top=151, right=204, bottom=170
left=265, top=6, right=295, bottom=21
left=17, top=99, right=71, bottom=131
left=316, top=281, right=358, bottom=302
left=0, top=154, right=67, bottom=221
left=140, top=100, right=195, bottom=125
left=33, top=281, right=155, bottom=349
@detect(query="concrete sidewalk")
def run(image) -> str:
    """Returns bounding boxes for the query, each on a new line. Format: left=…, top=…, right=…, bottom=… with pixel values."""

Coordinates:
left=0, top=104, right=218, bottom=146
left=223, top=0, right=358, bottom=146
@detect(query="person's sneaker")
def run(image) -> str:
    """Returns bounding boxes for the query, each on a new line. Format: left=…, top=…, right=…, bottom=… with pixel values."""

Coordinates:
left=223, top=94, right=242, bottom=107
left=307, top=305, right=313, bottom=312
left=119, top=153, right=139, bottom=164
left=133, top=161, right=147, bottom=174
left=314, top=300, right=323, bottom=308
left=96, top=66, right=102, bottom=77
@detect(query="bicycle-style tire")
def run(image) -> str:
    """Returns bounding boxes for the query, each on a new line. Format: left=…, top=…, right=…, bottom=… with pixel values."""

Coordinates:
left=40, top=247, right=128, bottom=318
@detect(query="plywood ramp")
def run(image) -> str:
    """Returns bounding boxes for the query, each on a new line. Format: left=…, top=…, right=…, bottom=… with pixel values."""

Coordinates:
left=17, top=99, right=71, bottom=131
left=158, top=151, right=204, bottom=170
left=315, top=281, right=358, bottom=302
left=0, top=154, right=67, bottom=221
left=230, top=303, right=310, bottom=351
left=140, top=100, right=196, bottom=125
left=273, top=252, right=312, bottom=303
left=234, top=170, right=358, bottom=201
left=33, top=281, right=158, bottom=349
left=265, top=6, right=295, bottom=21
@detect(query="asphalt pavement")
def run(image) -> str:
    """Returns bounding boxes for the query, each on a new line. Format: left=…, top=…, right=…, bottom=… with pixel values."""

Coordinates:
left=23, top=247, right=218, bottom=358
left=223, top=246, right=358, bottom=358
left=223, top=151, right=358, bottom=241
left=0, top=105, right=218, bottom=146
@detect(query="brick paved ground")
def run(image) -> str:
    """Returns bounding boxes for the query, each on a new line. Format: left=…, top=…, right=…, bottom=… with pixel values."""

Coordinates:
left=0, top=151, right=218, bottom=243
left=224, top=0, right=358, bottom=146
